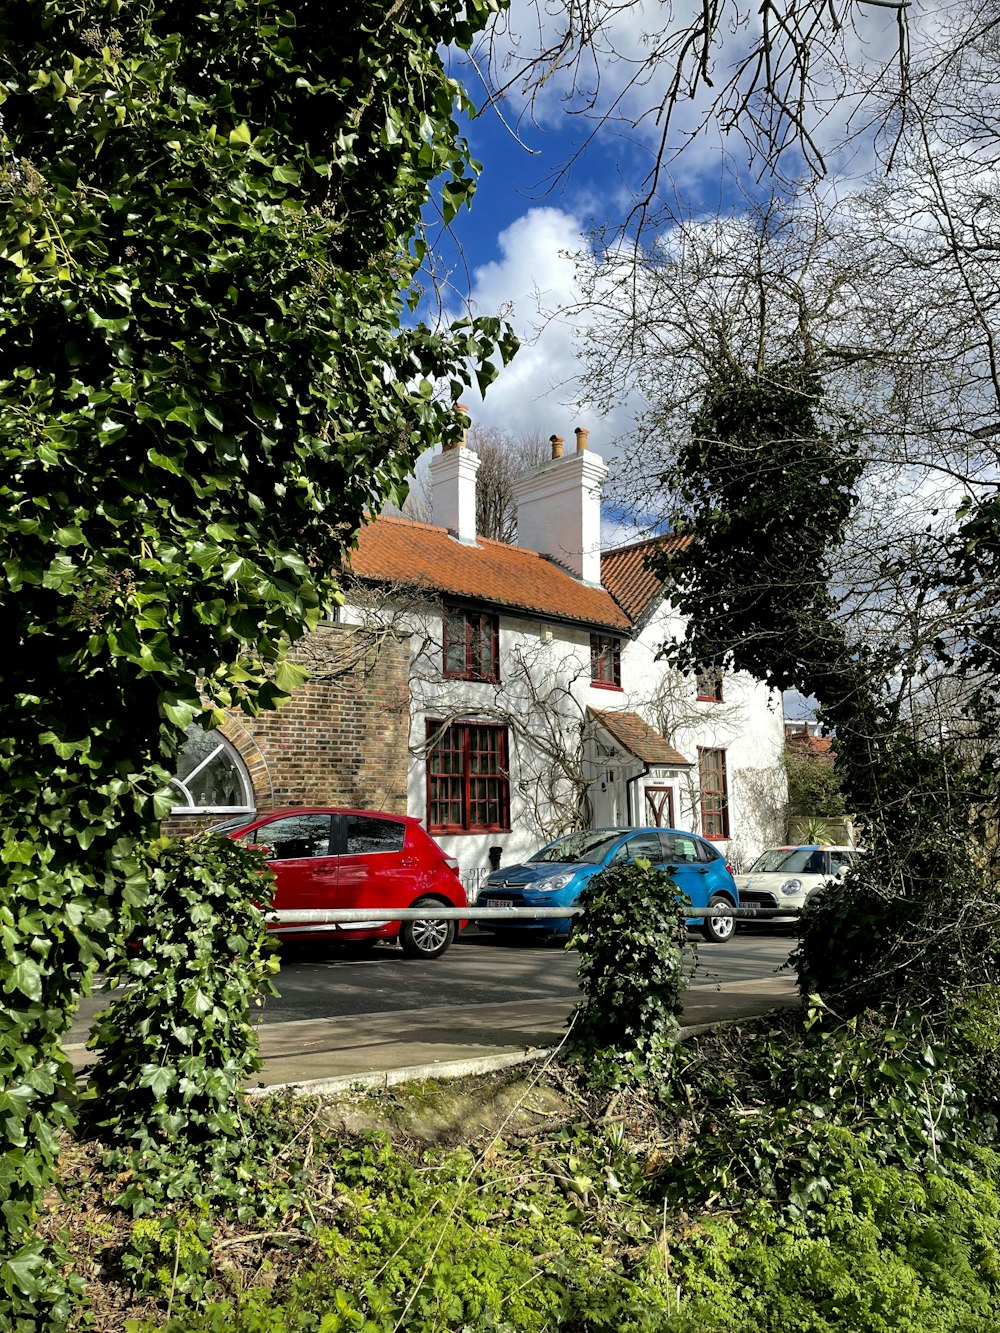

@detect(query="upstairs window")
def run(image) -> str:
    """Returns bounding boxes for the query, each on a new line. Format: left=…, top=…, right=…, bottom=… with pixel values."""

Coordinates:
left=696, top=667, right=724, bottom=702
left=590, top=633, right=622, bottom=687
left=444, top=607, right=499, bottom=682
left=698, top=747, right=730, bottom=839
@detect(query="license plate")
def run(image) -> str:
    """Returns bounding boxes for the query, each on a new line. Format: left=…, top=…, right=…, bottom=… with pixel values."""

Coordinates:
left=484, top=898, right=514, bottom=909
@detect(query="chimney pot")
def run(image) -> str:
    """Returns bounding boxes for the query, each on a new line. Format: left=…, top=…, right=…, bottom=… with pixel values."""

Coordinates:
left=444, top=404, right=469, bottom=451
left=574, top=426, right=589, bottom=453
left=550, top=434, right=565, bottom=459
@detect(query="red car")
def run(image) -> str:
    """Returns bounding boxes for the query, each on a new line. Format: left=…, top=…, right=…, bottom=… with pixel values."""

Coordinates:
left=209, top=807, right=467, bottom=959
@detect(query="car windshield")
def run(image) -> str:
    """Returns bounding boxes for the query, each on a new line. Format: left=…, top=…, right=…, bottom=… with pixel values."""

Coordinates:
left=748, top=848, right=823, bottom=874
left=528, top=831, right=623, bottom=865
left=205, top=815, right=255, bottom=836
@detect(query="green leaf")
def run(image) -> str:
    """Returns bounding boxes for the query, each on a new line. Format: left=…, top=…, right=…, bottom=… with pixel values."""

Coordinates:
left=273, top=659, right=310, bottom=692
left=10, top=959, right=43, bottom=1002
left=160, top=694, right=201, bottom=729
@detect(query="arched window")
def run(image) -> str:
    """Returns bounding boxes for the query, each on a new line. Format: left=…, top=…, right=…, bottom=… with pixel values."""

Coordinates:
left=170, top=725, right=254, bottom=814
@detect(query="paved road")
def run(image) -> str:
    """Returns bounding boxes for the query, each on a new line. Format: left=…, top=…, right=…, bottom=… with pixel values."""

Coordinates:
left=69, top=926, right=795, bottom=1044
left=235, top=925, right=795, bottom=1023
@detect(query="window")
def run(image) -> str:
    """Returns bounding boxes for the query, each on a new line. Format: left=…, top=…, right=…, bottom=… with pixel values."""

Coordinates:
left=645, top=786, right=675, bottom=827
left=170, top=724, right=253, bottom=813
left=443, top=607, right=499, bottom=681
left=698, top=747, right=730, bottom=839
left=829, top=849, right=859, bottom=875
left=590, top=633, right=622, bottom=687
left=245, top=813, right=332, bottom=860
left=345, top=815, right=405, bottom=856
left=696, top=667, right=724, bottom=702
left=618, top=832, right=663, bottom=862
left=659, top=832, right=702, bottom=863
left=427, top=721, right=510, bottom=832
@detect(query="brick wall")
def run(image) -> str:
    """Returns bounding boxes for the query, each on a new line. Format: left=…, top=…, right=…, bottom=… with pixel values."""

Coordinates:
left=164, top=623, right=410, bottom=837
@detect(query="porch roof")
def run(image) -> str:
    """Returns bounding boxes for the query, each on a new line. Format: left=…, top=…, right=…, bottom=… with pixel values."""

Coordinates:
left=589, top=708, right=693, bottom=768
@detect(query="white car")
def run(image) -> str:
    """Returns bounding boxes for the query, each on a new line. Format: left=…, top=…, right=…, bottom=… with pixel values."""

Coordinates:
left=735, top=845, right=861, bottom=923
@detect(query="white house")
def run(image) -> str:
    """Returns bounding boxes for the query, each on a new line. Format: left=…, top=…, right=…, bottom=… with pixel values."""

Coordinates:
left=340, top=424, right=787, bottom=877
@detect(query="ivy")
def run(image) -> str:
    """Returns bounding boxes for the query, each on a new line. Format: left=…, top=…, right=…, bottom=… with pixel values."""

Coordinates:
left=649, top=357, right=1000, bottom=1024
left=652, top=359, right=863, bottom=698
left=86, top=836, right=279, bottom=1215
left=0, top=0, right=515, bottom=1324
left=569, top=859, right=692, bottom=1090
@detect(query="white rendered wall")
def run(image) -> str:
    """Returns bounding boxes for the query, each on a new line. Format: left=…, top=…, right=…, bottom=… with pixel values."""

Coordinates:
left=620, top=602, right=787, bottom=865
left=340, top=589, right=787, bottom=881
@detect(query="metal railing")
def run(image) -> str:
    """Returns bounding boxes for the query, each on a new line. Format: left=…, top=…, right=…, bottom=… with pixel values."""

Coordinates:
left=268, top=904, right=801, bottom=924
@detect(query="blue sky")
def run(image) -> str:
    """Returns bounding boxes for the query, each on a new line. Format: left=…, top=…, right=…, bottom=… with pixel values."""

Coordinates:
left=419, top=3, right=902, bottom=466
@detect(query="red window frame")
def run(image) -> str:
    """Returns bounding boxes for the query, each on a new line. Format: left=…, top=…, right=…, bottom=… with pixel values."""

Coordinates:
left=590, top=633, right=622, bottom=688
left=696, top=668, right=724, bottom=702
left=443, top=607, right=500, bottom=682
left=698, top=747, right=730, bottom=839
left=426, top=720, right=511, bottom=833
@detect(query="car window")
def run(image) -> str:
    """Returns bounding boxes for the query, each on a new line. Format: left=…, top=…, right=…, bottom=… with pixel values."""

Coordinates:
left=250, top=814, right=332, bottom=860
left=659, top=833, right=701, bottom=863
left=528, top=831, right=622, bottom=864
left=621, top=832, right=663, bottom=862
left=748, top=848, right=819, bottom=874
left=345, top=815, right=405, bottom=856
left=829, top=849, right=857, bottom=873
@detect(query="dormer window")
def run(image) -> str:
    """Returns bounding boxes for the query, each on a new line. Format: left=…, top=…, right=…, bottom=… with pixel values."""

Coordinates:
left=696, top=667, right=724, bottom=703
left=444, top=607, right=499, bottom=682
left=590, top=633, right=622, bottom=688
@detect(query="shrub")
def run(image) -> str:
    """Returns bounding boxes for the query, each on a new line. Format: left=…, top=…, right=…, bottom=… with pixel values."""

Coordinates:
left=569, top=859, right=691, bottom=1090
left=86, top=835, right=279, bottom=1213
left=794, top=740, right=1000, bottom=1023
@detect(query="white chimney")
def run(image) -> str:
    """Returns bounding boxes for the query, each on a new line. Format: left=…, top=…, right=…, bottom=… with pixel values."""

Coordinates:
left=513, top=426, right=607, bottom=585
left=429, top=409, right=480, bottom=545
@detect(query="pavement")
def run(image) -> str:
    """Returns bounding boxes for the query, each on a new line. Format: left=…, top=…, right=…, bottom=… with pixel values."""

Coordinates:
left=62, top=974, right=800, bottom=1096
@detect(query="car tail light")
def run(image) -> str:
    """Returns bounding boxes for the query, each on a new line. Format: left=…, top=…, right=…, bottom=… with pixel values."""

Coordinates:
left=726, top=862, right=735, bottom=876
left=444, top=855, right=460, bottom=876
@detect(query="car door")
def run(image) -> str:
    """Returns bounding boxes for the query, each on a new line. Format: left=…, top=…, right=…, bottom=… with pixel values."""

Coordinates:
left=241, top=812, right=336, bottom=917
left=336, top=813, right=411, bottom=921
left=656, top=831, right=711, bottom=905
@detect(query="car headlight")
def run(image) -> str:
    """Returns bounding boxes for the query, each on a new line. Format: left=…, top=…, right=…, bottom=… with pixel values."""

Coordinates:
left=531, top=872, right=576, bottom=894
left=779, top=878, right=804, bottom=896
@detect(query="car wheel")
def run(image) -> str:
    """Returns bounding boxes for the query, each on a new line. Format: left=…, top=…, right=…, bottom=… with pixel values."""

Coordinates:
left=702, top=894, right=736, bottom=943
left=399, top=899, right=456, bottom=959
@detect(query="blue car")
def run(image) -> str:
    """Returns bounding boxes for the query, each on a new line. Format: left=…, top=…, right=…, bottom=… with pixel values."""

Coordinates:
left=477, top=826, right=740, bottom=943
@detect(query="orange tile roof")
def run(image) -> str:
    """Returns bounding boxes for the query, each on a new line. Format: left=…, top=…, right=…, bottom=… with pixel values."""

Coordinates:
left=785, top=729, right=835, bottom=762
left=346, top=514, right=630, bottom=632
left=589, top=708, right=693, bottom=767
left=601, top=534, right=692, bottom=623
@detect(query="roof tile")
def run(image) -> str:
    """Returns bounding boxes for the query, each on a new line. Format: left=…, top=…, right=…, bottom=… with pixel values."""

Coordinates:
left=589, top=707, right=693, bottom=767
left=347, top=514, right=630, bottom=631
left=601, top=534, right=691, bottom=622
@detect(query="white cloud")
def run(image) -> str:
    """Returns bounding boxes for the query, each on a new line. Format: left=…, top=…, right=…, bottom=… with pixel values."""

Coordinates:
left=456, top=205, right=645, bottom=456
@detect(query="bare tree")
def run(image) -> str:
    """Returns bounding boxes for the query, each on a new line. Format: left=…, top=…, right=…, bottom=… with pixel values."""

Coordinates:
left=471, top=424, right=551, bottom=541
left=475, top=0, right=920, bottom=205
